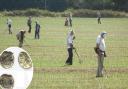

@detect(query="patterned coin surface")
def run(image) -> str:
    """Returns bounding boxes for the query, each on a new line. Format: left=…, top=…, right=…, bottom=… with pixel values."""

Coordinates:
left=0, top=74, right=14, bottom=89
left=0, top=51, right=14, bottom=69
left=18, top=52, right=32, bottom=69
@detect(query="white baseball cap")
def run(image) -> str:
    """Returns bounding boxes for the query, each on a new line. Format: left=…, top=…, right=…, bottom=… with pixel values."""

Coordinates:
left=101, top=31, right=107, bottom=35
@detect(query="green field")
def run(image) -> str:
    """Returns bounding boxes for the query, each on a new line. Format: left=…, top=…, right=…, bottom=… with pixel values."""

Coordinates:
left=0, top=17, right=128, bottom=89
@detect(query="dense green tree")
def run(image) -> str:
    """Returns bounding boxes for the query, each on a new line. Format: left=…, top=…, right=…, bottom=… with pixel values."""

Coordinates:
left=46, top=0, right=68, bottom=11
left=0, top=0, right=127, bottom=12
left=112, top=0, right=128, bottom=11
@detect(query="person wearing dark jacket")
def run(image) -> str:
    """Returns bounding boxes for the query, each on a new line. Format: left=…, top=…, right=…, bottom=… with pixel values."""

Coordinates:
left=35, top=21, right=40, bottom=39
left=27, top=16, right=32, bottom=33
left=16, top=30, right=26, bottom=47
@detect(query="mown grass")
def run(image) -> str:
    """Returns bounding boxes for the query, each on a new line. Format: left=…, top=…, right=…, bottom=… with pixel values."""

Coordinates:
left=0, top=17, right=128, bottom=89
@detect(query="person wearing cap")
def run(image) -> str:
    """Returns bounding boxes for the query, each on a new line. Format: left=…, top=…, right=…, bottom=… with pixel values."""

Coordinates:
left=95, top=32, right=107, bottom=77
left=7, top=18, right=12, bottom=34
left=27, top=16, right=32, bottom=33
left=65, top=30, right=75, bottom=65
left=16, top=30, right=26, bottom=47
left=35, top=21, right=40, bottom=39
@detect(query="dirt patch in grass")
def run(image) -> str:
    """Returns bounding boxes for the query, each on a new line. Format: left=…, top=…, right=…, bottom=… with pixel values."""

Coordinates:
left=34, top=67, right=128, bottom=74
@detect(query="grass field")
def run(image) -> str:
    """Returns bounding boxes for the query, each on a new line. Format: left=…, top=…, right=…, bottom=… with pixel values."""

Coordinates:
left=0, top=17, right=128, bottom=89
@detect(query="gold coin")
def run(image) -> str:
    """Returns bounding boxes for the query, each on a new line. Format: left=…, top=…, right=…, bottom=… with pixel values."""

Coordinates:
left=18, top=52, right=32, bottom=69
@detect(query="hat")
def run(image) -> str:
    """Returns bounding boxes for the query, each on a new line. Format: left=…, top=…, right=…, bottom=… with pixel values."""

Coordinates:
left=20, top=30, right=26, bottom=33
left=20, top=30, right=25, bottom=31
left=101, top=31, right=107, bottom=35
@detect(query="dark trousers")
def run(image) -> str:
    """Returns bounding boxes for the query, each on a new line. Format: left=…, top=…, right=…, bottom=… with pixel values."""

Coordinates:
left=35, top=32, right=40, bottom=39
left=28, top=25, right=31, bottom=33
left=66, top=48, right=73, bottom=65
left=19, top=40, right=23, bottom=48
left=8, top=25, right=12, bottom=34
left=98, top=18, right=101, bottom=24
left=69, top=20, right=72, bottom=27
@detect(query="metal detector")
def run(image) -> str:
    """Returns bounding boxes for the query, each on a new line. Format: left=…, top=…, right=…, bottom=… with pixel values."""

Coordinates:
left=74, top=48, right=82, bottom=64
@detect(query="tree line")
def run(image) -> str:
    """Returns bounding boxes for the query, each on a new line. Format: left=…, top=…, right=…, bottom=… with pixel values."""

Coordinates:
left=0, top=0, right=128, bottom=12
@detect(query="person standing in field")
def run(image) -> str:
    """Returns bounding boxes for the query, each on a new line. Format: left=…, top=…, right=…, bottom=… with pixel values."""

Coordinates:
left=65, top=30, right=75, bottom=65
left=16, top=30, right=26, bottom=47
left=35, top=21, right=40, bottom=39
left=68, top=13, right=73, bottom=27
left=64, top=13, right=73, bottom=27
left=95, top=32, right=107, bottom=77
left=7, top=18, right=12, bottom=34
left=27, top=16, right=32, bottom=33
left=64, top=17, right=69, bottom=26
left=97, top=11, right=101, bottom=24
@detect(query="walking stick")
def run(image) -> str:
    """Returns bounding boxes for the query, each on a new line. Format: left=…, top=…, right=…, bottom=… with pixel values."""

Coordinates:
left=74, top=48, right=82, bottom=64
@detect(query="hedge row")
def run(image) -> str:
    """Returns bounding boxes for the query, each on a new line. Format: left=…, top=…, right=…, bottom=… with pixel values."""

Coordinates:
left=0, top=9, right=128, bottom=17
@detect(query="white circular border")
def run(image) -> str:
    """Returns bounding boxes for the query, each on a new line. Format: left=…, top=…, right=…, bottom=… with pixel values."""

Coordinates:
left=0, top=47, right=33, bottom=89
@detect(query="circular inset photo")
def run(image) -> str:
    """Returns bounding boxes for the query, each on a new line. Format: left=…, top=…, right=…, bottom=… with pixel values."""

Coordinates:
left=0, top=51, right=14, bottom=69
left=0, top=74, right=14, bottom=89
left=0, top=47, right=33, bottom=89
left=18, top=52, right=32, bottom=69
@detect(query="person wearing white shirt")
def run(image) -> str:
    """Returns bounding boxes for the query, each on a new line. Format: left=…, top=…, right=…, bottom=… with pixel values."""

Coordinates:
left=65, top=30, right=75, bottom=65
left=7, top=18, right=12, bottom=34
left=96, top=32, right=107, bottom=77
